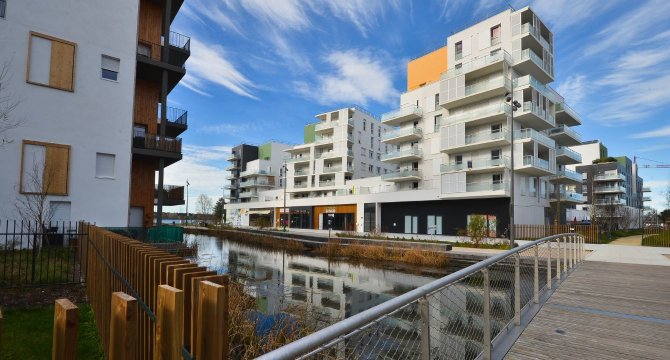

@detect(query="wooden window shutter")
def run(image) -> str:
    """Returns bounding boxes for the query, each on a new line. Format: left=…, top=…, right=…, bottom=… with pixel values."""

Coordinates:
left=43, top=145, right=70, bottom=195
left=49, top=41, right=75, bottom=91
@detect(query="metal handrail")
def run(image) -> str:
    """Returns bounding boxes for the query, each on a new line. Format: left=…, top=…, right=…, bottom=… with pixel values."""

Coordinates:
left=259, top=233, right=585, bottom=360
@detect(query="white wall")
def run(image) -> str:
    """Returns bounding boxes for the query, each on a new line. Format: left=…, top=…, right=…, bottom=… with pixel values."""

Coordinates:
left=0, top=0, right=139, bottom=226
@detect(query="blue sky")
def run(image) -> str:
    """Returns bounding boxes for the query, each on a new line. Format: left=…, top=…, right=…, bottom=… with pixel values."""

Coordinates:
left=164, top=0, right=670, bottom=212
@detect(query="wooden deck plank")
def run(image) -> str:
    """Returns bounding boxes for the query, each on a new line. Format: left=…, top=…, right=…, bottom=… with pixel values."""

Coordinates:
left=505, top=261, right=670, bottom=360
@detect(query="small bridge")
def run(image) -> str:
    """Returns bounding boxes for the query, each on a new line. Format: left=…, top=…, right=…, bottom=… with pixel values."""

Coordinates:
left=258, top=234, right=670, bottom=360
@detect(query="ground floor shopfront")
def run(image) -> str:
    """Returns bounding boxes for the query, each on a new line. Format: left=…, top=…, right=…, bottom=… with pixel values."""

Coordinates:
left=273, top=205, right=357, bottom=231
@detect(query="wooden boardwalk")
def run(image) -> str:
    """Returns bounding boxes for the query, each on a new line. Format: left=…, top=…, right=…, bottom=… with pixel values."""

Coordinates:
left=506, top=261, right=670, bottom=359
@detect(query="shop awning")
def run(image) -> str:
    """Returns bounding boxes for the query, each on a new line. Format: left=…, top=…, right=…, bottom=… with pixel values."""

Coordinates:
left=247, top=210, right=272, bottom=215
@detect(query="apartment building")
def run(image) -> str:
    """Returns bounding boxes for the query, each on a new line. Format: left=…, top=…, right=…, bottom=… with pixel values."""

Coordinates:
left=226, top=7, right=586, bottom=235
left=0, top=0, right=188, bottom=227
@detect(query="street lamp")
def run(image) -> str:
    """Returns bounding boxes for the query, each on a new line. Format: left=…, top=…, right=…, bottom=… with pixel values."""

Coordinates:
left=505, top=91, right=521, bottom=249
left=185, top=179, right=190, bottom=225
left=282, top=162, right=288, bottom=232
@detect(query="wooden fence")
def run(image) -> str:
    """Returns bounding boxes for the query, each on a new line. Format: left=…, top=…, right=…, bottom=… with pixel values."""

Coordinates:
left=82, top=223, right=229, bottom=359
left=642, top=226, right=670, bottom=247
left=515, top=224, right=600, bottom=244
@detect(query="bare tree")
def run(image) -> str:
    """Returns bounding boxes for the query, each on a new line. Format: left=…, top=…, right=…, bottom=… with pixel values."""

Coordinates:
left=196, top=194, right=213, bottom=222
left=15, top=155, right=56, bottom=230
left=0, top=61, right=23, bottom=147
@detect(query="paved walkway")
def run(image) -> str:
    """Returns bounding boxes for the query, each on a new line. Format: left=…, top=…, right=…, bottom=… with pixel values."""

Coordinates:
left=584, top=243, right=670, bottom=266
left=506, top=261, right=670, bottom=359
left=609, top=234, right=642, bottom=246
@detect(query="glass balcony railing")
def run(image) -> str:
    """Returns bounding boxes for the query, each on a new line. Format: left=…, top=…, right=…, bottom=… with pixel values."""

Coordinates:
left=315, top=121, right=337, bottom=131
left=442, top=50, right=512, bottom=79
left=514, top=48, right=543, bottom=68
left=238, top=191, right=259, bottom=198
left=293, top=183, right=309, bottom=189
left=556, top=146, right=582, bottom=162
left=519, top=23, right=551, bottom=50
left=515, top=128, right=555, bottom=148
left=550, top=191, right=584, bottom=202
left=594, top=198, right=626, bottom=205
left=445, top=103, right=510, bottom=124
left=549, top=125, right=582, bottom=143
left=465, top=181, right=508, bottom=192
left=553, top=169, right=582, bottom=182
left=464, top=129, right=509, bottom=145
left=287, top=156, right=310, bottom=163
left=642, top=187, right=651, bottom=192
left=514, top=75, right=562, bottom=103
left=347, top=149, right=354, bottom=157
left=594, top=186, right=626, bottom=193
left=240, top=169, right=271, bottom=177
left=322, top=166, right=342, bottom=173
left=319, top=180, right=336, bottom=187
left=522, top=155, right=551, bottom=171
left=464, top=77, right=510, bottom=97
left=381, top=127, right=423, bottom=142
left=381, top=169, right=422, bottom=180
left=520, top=101, right=556, bottom=127
left=316, top=151, right=341, bottom=159
left=441, top=156, right=510, bottom=173
left=556, top=102, right=581, bottom=122
left=293, top=169, right=308, bottom=176
left=381, top=105, right=423, bottom=122
left=594, top=173, right=626, bottom=182
left=643, top=196, right=652, bottom=201
left=381, top=148, right=422, bottom=161
left=315, top=135, right=334, bottom=144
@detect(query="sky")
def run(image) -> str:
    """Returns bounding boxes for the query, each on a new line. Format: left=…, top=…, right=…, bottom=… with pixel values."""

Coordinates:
left=164, top=0, right=670, bottom=213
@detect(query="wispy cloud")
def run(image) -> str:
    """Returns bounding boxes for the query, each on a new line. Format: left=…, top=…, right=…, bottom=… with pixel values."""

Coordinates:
left=309, top=0, right=402, bottom=37
left=631, top=125, right=670, bottom=139
left=181, top=39, right=257, bottom=99
left=294, top=49, right=400, bottom=106
left=555, top=75, right=587, bottom=108
left=520, top=0, right=622, bottom=32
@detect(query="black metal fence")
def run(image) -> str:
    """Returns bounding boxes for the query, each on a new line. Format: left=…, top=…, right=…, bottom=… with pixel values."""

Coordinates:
left=0, top=220, right=87, bottom=287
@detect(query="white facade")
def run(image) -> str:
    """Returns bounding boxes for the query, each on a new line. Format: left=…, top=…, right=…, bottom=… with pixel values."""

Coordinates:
left=238, top=142, right=291, bottom=202
left=0, top=0, right=138, bottom=225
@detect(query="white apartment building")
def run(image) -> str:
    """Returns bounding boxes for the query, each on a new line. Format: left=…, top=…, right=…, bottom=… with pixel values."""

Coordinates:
left=237, top=142, right=291, bottom=203
left=226, top=7, right=586, bottom=235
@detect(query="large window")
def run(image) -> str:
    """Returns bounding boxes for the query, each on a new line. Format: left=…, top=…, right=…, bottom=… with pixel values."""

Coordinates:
left=27, top=32, right=76, bottom=91
left=20, top=140, right=70, bottom=195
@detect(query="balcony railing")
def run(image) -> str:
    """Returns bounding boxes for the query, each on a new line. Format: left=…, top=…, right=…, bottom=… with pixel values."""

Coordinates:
left=442, top=50, right=511, bottom=79
left=238, top=191, right=259, bottom=198
left=441, top=156, right=510, bottom=173
left=132, top=134, right=182, bottom=153
left=158, top=106, right=188, bottom=126
left=556, top=146, right=582, bottom=162
left=319, top=180, right=336, bottom=187
left=465, top=129, right=509, bottom=145
left=553, top=169, right=582, bottom=182
left=315, top=121, right=337, bottom=131
left=294, top=169, right=309, bottom=176
left=594, top=173, right=626, bottom=182
left=594, top=198, right=626, bottom=205
left=515, top=128, right=555, bottom=148
left=514, top=48, right=543, bottom=68
left=381, top=169, right=422, bottom=180
left=519, top=23, right=551, bottom=50
left=514, top=75, right=562, bottom=103
left=240, top=169, right=271, bottom=177
left=594, top=185, right=626, bottom=193
left=522, top=155, right=551, bottom=171
left=155, top=185, right=184, bottom=201
left=642, top=187, right=651, bottom=192
left=381, top=148, right=422, bottom=161
left=381, top=127, right=422, bottom=142
left=240, top=179, right=274, bottom=187
left=464, top=77, right=510, bottom=97
left=550, top=191, right=584, bottom=202
left=287, top=156, right=310, bottom=163
left=521, top=101, right=556, bottom=127
left=315, top=135, right=334, bottom=144
left=137, top=31, right=190, bottom=68
left=381, top=105, right=423, bottom=123
left=316, top=151, right=341, bottom=159
left=322, top=166, right=342, bottom=173
left=556, top=102, right=581, bottom=122
left=465, top=181, right=508, bottom=192
left=549, top=125, right=582, bottom=143
left=445, top=103, right=510, bottom=124
left=293, top=183, right=309, bottom=189
left=168, top=31, right=191, bottom=51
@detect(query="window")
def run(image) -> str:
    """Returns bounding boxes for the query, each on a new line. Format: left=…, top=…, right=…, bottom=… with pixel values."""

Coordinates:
left=491, top=149, right=501, bottom=160
left=378, top=128, right=381, bottom=137
left=361, top=162, right=366, bottom=171
left=434, top=93, right=439, bottom=108
left=20, top=140, right=70, bottom=195
left=491, top=123, right=502, bottom=133
left=368, top=164, right=373, bottom=172
left=370, top=137, right=374, bottom=146
left=376, top=153, right=380, bottom=161
left=490, top=25, right=501, bottom=45
left=363, top=121, right=366, bottom=130
left=101, top=55, right=120, bottom=81
left=492, top=174, right=502, bottom=184
left=95, top=153, right=115, bottom=179
left=369, top=150, right=373, bottom=158
left=376, top=166, right=380, bottom=174
left=361, top=148, right=366, bottom=157
left=0, top=0, right=6, bottom=18
left=434, top=115, right=442, bottom=132
left=455, top=41, right=463, bottom=60
left=456, top=155, right=463, bottom=165
left=27, top=32, right=76, bottom=91
left=371, top=123, right=374, bottom=134
left=358, top=131, right=361, bottom=144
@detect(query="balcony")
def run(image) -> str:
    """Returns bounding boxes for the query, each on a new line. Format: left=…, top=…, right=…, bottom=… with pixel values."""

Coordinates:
left=136, top=31, right=190, bottom=92
left=293, top=183, right=309, bottom=189
left=227, top=153, right=240, bottom=162
left=287, top=156, right=311, bottom=164
left=132, top=134, right=182, bottom=165
left=548, top=125, right=581, bottom=146
left=238, top=191, right=259, bottom=199
left=315, top=121, right=337, bottom=132
left=513, top=48, right=553, bottom=83
left=441, top=77, right=512, bottom=110
left=594, top=198, right=626, bottom=206
left=293, top=168, right=309, bottom=176
left=225, top=174, right=237, bottom=180
left=315, top=135, right=334, bottom=144
left=441, top=156, right=509, bottom=174
left=240, top=179, right=274, bottom=188
left=382, top=169, right=422, bottom=182
left=518, top=23, right=552, bottom=52
left=240, top=169, right=272, bottom=178
left=381, top=127, right=423, bottom=144
left=381, top=148, right=422, bottom=163
left=549, top=191, right=584, bottom=203
left=556, top=146, right=582, bottom=165
left=156, top=106, right=188, bottom=137
left=517, top=155, right=555, bottom=176
left=225, top=164, right=239, bottom=171
left=322, top=165, right=342, bottom=174
left=381, top=105, right=423, bottom=126
left=550, top=169, right=582, bottom=184
left=515, top=128, right=555, bottom=149
left=442, top=50, right=511, bottom=80
left=319, top=180, right=336, bottom=187
left=440, top=181, right=510, bottom=199
left=316, top=151, right=342, bottom=159
left=443, top=103, right=510, bottom=126
left=514, top=75, right=562, bottom=104
left=514, top=101, right=556, bottom=130
left=594, top=185, right=626, bottom=194
left=594, top=173, right=626, bottom=182
left=441, top=129, right=510, bottom=154
left=224, top=183, right=238, bottom=190
left=643, top=196, right=652, bottom=202
left=642, top=187, right=651, bottom=192
left=555, top=103, right=582, bottom=126
left=154, top=185, right=184, bottom=206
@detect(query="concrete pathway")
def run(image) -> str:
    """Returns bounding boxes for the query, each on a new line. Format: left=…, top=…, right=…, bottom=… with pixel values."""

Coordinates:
left=609, top=234, right=642, bottom=246
left=585, top=243, right=670, bottom=266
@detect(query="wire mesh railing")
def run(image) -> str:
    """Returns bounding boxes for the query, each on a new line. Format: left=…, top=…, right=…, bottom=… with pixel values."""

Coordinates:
left=257, top=233, right=586, bottom=360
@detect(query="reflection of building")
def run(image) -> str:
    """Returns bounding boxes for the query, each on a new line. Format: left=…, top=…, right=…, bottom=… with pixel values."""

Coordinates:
left=226, top=6, right=587, bottom=235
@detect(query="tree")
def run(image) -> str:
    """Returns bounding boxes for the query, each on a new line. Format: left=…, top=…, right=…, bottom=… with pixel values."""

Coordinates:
left=1, top=61, right=23, bottom=147
left=196, top=194, right=213, bottom=221
left=661, top=209, right=670, bottom=224
left=213, top=197, right=225, bottom=224
left=467, top=215, right=488, bottom=248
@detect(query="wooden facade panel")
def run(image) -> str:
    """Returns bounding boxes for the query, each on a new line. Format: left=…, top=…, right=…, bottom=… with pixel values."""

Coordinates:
left=49, top=41, right=75, bottom=91
left=130, top=158, right=155, bottom=227
left=44, top=145, right=70, bottom=195
left=313, top=204, right=357, bottom=230
left=138, top=0, right=163, bottom=46
left=134, top=79, right=160, bottom=133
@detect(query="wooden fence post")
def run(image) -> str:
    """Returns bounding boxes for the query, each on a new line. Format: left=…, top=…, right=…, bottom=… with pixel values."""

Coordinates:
left=0, top=307, right=3, bottom=355
left=155, top=285, right=184, bottom=360
left=109, top=292, right=138, bottom=360
left=196, top=280, right=230, bottom=360
left=52, top=299, right=79, bottom=360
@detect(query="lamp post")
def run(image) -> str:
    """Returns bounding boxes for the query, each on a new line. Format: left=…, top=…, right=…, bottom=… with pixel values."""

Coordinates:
left=505, top=91, right=521, bottom=249
left=282, top=162, right=288, bottom=232
left=185, top=179, right=190, bottom=225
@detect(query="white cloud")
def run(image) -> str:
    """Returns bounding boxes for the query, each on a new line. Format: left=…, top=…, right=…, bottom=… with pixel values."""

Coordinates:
left=631, top=125, right=670, bottom=139
left=555, top=75, right=587, bottom=107
left=294, top=49, right=400, bottom=106
left=181, top=38, right=257, bottom=99
left=310, top=0, right=401, bottom=37
left=235, top=0, right=310, bottom=31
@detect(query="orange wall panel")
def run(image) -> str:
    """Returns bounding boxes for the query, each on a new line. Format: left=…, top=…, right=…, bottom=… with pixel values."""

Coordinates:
left=407, top=46, right=448, bottom=91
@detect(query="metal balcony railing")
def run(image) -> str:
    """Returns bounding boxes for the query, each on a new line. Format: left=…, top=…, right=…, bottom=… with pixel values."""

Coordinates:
left=137, top=31, right=190, bottom=68
left=441, top=157, right=509, bottom=173
left=132, top=134, right=182, bottom=153
left=157, top=106, right=188, bottom=126
left=168, top=31, right=191, bottom=51
left=259, top=234, right=586, bottom=360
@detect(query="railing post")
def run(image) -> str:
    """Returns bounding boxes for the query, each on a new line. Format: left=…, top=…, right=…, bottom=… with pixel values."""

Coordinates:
left=534, top=245, right=539, bottom=304
left=196, top=280, right=230, bottom=360
left=572, top=235, right=577, bottom=267
left=156, top=285, right=184, bottom=360
left=482, top=268, right=491, bottom=360
left=52, top=299, right=79, bottom=360
left=514, top=254, right=521, bottom=326
left=567, top=236, right=573, bottom=270
left=546, top=241, right=552, bottom=289
left=419, top=296, right=431, bottom=360
left=110, top=292, right=138, bottom=360
left=556, top=238, right=561, bottom=281
left=563, top=236, right=568, bottom=274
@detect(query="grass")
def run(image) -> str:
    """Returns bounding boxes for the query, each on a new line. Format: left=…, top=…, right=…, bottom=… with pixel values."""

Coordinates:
left=335, top=231, right=509, bottom=250
left=313, top=239, right=451, bottom=267
left=600, top=228, right=644, bottom=244
left=0, top=247, right=78, bottom=286
left=0, top=303, right=103, bottom=359
left=642, top=230, right=670, bottom=247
